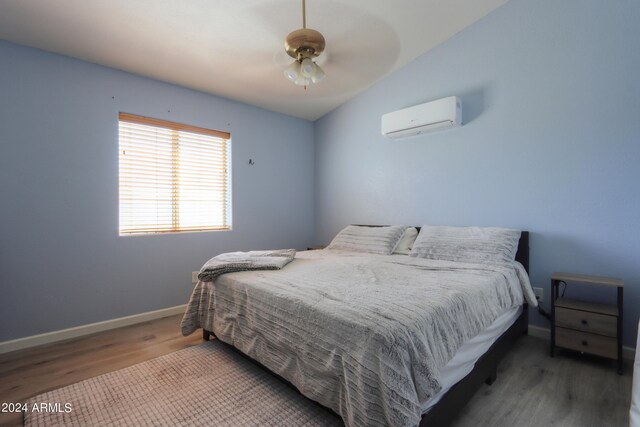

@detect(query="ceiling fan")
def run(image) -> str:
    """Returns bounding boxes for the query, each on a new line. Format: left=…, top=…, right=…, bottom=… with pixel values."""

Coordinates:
left=283, top=0, right=326, bottom=88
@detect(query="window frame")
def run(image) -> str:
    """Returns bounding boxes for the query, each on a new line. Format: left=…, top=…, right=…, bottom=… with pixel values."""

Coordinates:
left=118, top=112, right=232, bottom=236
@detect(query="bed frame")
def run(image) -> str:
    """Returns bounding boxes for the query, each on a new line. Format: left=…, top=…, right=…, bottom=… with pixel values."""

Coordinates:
left=203, top=230, right=530, bottom=427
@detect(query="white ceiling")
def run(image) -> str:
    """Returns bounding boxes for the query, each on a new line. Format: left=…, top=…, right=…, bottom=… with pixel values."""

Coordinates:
left=0, top=0, right=508, bottom=121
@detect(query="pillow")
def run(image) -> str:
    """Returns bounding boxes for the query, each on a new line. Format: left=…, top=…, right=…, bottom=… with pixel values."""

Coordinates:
left=410, top=225, right=521, bottom=265
left=327, top=225, right=407, bottom=255
left=392, top=227, right=419, bottom=255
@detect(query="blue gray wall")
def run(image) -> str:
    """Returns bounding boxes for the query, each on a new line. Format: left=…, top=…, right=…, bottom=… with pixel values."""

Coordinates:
left=2, top=0, right=639, bottom=347
left=0, top=40, right=315, bottom=341
left=314, top=0, right=640, bottom=345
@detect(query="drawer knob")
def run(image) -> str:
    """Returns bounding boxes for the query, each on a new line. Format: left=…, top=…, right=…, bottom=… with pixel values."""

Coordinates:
left=581, top=319, right=588, bottom=325
left=581, top=340, right=588, bottom=346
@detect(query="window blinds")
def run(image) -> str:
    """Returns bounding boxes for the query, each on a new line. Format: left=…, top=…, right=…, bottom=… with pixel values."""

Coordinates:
left=118, top=113, right=231, bottom=235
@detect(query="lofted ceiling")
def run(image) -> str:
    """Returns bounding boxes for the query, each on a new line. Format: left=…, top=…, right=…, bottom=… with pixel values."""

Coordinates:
left=0, top=0, right=508, bottom=120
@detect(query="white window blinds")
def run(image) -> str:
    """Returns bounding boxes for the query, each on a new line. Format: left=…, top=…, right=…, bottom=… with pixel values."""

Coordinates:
left=118, top=113, right=231, bottom=235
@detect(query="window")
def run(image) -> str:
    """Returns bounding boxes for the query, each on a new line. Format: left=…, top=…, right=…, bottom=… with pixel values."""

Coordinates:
left=118, top=113, right=231, bottom=235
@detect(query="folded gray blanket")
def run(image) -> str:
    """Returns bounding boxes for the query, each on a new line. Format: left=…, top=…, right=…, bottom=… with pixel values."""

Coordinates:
left=197, top=249, right=296, bottom=282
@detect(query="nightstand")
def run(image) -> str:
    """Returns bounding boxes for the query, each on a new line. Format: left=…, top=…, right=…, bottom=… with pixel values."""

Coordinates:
left=550, top=272, right=623, bottom=374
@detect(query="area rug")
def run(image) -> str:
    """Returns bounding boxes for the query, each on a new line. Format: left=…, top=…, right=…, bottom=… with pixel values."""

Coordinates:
left=24, top=340, right=343, bottom=426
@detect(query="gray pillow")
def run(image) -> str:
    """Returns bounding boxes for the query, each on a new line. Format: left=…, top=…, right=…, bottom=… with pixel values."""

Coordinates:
left=393, top=227, right=419, bottom=255
left=327, top=225, right=407, bottom=255
left=410, top=225, right=521, bottom=265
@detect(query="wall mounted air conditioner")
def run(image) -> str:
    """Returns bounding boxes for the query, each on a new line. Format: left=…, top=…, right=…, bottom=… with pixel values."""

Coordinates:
left=381, top=96, right=462, bottom=139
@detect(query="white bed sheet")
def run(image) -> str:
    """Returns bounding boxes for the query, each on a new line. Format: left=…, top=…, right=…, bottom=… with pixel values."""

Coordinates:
left=422, top=305, right=522, bottom=412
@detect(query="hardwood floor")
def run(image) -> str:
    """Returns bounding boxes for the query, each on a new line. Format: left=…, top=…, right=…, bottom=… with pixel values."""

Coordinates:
left=0, top=315, right=201, bottom=426
left=453, top=336, right=632, bottom=427
left=0, top=316, right=633, bottom=427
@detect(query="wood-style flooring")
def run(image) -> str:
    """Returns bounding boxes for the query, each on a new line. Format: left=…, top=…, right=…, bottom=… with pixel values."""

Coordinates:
left=0, top=315, right=633, bottom=426
left=453, top=335, right=632, bottom=427
left=0, top=315, right=201, bottom=426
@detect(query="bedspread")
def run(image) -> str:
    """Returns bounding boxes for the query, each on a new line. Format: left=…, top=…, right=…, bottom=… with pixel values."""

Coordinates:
left=181, top=250, right=535, bottom=427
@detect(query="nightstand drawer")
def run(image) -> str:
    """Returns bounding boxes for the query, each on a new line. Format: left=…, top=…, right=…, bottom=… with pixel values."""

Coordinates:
left=555, top=307, right=617, bottom=337
left=555, top=327, right=617, bottom=359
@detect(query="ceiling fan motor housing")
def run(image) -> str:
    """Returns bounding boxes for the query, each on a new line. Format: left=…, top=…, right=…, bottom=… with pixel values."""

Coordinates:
left=285, top=28, right=325, bottom=60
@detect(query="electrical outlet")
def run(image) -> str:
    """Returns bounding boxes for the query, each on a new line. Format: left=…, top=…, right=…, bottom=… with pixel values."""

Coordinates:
left=191, top=271, right=199, bottom=284
left=533, top=287, right=543, bottom=303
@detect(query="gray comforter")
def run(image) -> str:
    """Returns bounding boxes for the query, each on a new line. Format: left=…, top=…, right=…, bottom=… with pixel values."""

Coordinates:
left=181, top=250, right=536, bottom=427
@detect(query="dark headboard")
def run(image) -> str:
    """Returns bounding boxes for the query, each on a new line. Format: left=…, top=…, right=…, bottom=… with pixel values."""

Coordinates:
left=516, top=231, right=529, bottom=274
left=353, top=225, right=530, bottom=274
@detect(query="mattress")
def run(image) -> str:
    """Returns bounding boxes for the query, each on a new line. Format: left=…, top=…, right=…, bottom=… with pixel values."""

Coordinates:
left=182, top=250, right=534, bottom=427
left=422, top=305, right=522, bottom=413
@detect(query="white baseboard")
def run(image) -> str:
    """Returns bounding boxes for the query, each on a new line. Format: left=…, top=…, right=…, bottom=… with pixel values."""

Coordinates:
left=528, top=325, right=635, bottom=360
left=0, top=304, right=186, bottom=355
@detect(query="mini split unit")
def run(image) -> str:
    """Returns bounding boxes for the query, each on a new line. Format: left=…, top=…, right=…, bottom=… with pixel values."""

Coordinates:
left=381, top=96, right=462, bottom=139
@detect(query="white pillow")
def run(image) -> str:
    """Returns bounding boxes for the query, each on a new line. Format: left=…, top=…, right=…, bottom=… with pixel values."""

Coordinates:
left=393, top=227, right=418, bottom=255
left=327, top=225, right=407, bottom=255
left=410, top=225, right=521, bottom=265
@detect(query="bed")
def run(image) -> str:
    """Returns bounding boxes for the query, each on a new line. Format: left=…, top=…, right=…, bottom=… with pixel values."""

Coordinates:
left=182, top=226, right=534, bottom=427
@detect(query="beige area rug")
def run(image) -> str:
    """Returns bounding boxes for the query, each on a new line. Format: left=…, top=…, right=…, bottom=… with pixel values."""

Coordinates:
left=24, top=340, right=344, bottom=426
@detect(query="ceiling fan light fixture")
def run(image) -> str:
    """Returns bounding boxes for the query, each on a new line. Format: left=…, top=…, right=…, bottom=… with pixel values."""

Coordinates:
left=310, top=63, right=325, bottom=83
left=294, top=75, right=310, bottom=87
left=300, top=58, right=315, bottom=77
left=284, top=61, right=301, bottom=81
left=283, top=0, right=326, bottom=87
